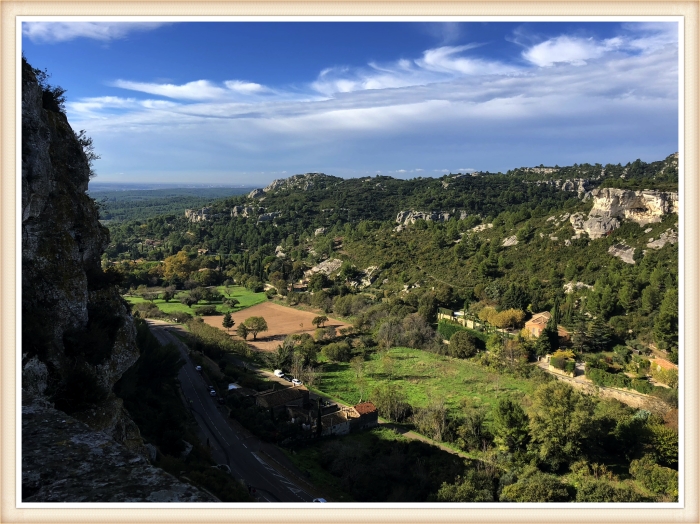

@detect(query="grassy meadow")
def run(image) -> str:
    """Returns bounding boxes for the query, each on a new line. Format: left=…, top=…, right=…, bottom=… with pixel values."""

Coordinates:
left=124, top=285, right=267, bottom=316
left=319, top=346, right=535, bottom=417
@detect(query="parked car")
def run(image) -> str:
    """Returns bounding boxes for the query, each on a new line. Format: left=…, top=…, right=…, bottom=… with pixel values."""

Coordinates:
left=292, top=378, right=303, bottom=386
left=217, top=397, right=225, bottom=404
left=195, top=365, right=202, bottom=372
left=312, top=498, right=327, bottom=503
left=274, top=369, right=284, bottom=377
left=209, top=390, right=217, bottom=397
left=208, top=385, right=215, bottom=391
left=282, top=375, right=293, bottom=382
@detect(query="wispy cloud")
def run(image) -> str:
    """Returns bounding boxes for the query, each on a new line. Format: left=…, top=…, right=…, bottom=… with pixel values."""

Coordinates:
left=520, top=23, right=677, bottom=66
left=22, top=22, right=168, bottom=44
left=67, top=24, right=678, bottom=184
left=311, top=44, right=515, bottom=96
left=522, top=36, right=619, bottom=67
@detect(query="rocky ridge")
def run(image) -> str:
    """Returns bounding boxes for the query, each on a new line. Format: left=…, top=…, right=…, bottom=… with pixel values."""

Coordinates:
left=248, top=172, right=341, bottom=199
left=21, top=58, right=210, bottom=502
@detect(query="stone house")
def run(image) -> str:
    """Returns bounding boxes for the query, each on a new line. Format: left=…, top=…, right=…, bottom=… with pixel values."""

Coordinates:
left=350, top=402, right=378, bottom=431
left=255, top=386, right=309, bottom=413
left=524, top=312, right=570, bottom=342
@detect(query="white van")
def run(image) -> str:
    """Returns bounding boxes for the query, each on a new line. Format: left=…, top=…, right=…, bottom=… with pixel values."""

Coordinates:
left=273, top=369, right=284, bottom=377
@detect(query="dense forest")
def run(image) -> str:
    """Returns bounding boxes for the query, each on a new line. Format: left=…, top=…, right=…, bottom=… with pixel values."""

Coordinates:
left=102, top=153, right=679, bottom=502
left=90, top=187, right=252, bottom=224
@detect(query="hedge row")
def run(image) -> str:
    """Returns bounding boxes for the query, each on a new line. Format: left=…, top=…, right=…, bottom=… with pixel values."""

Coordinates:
left=586, top=368, right=653, bottom=394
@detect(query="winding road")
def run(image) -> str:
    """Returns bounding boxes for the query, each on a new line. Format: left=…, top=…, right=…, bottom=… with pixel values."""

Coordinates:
left=146, top=320, right=315, bottom=503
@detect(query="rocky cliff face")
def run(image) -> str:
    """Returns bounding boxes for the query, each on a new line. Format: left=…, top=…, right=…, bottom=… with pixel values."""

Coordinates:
left=21, top=59, right=215, bottom=501
left=22, top=58, right=140, bottom=442
left=22, top=402, right=218, bottom=502
left=570, top=188, right=678, bottom=239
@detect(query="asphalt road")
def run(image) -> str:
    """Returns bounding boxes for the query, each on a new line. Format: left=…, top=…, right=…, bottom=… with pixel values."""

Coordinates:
left=146, top=320, right=314, bottom=503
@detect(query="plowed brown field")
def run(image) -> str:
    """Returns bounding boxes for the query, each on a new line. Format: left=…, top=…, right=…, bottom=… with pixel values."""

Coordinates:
left=201, top=302, right=352, bottom=352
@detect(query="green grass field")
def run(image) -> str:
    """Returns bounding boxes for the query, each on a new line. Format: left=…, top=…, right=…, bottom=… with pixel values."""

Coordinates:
left=320, top=347, right=535, bottom=416
left=124, top=285, right=267, bottom=316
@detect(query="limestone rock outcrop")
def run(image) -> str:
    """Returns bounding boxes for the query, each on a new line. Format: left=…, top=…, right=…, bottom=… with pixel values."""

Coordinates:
left=608, top=243, right=636, bottom=264
left=247, top=173, right=341, bottom=199
left=395, top=210, right=451, bottom=228
left=647, top=229, right=678, bottom=250
left=570, top=188, right=678, bottom=239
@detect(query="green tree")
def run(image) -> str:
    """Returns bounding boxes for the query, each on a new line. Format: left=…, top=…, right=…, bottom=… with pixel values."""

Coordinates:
left=222, top=313, right=234, bottom=334
left=448, top=331, right=480, bottom=359
left=587, top=317, right=612, bottom=353
left=236, top=323, right=250, bottom=340
left=629, top=455, right=678, bottom=500
left=500, top=470, right=570, bottom=502
left=179, top=295, right=198, bottom=309
left=436, top=470, right=495, bottom=502
left=527, top=381, right=596, bottom=468
left=653, top=287, right=678, bottom=351
left=491, top=398, right=529, bottom=453
left=312, top=315, right=328, bottom=328
left=243, top=316, right=268, bottom=340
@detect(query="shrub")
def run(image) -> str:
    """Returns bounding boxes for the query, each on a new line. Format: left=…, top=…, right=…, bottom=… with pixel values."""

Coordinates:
left=448, top=331, right=482, bottom=359
left=194, top=305, right=218, bottom=316
left=549, top=356, right=566, bottom=370
left=500, top=471, right=571, bottom=502
left=437, top=320, right=466, bottom=340
left=322, top=341, right=352, bottom=363
left=170, top=311, right=193, bottom=323
left=629, top=455, right=678, bottom=500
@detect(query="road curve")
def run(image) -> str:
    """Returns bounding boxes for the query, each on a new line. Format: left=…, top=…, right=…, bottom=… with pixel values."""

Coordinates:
left=145, top=320, right=314, bottom=503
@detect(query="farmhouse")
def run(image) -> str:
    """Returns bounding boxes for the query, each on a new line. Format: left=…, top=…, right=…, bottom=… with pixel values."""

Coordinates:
left=255, top=386, right=309, bottom=412
left=524, top=312, right=570, bottom=342
left=351, top=402, right=379, bottom=430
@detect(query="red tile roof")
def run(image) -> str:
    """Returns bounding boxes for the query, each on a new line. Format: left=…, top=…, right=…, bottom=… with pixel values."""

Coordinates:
left=354, top=402, right=377, bottom=415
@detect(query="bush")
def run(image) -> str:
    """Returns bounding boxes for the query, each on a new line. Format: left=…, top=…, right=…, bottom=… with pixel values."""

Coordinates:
left=322, top=341, right=352, bottom=362
left=170, top=311, right=193, bottom=323
left=650, top=387, right=678, bottom=408
left=549, top=356, right=566, bottom=370
left=194, top=305, right=218, bottom=316
left=629, top=455, right=678, bottom=500
left=448, top=331, right=482, bottom=359
left=500, top=471, right=571, bottom=502
left=437, top=320, right=466, bottom=340
left=564, top=360, right=576, bottom=375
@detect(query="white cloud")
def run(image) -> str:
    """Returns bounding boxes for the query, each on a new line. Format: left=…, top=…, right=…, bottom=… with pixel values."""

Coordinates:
left=523, top=36, right=613, bottom=67
left=522, top=24, right=678, bottom=67
left=417, top=45, right=515, bottom=75
left=111, top=78, right=278, bottom=101
left=111, top=79, right=228, bottom=100
left=224, top=80, right=266, bottom=94
left=23, top=22, right=167, bottom=44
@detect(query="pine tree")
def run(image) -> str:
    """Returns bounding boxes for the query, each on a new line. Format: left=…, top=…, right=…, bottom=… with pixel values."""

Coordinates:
left=222, top=312, right=234, bottom=334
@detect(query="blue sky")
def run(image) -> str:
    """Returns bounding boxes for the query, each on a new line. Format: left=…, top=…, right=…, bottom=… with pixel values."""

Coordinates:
left=22, top=20, right=679, bottom=185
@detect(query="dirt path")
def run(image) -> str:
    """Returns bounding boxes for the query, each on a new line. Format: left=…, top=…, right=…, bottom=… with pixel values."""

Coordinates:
left=200, top=302, right=352, bottom=352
